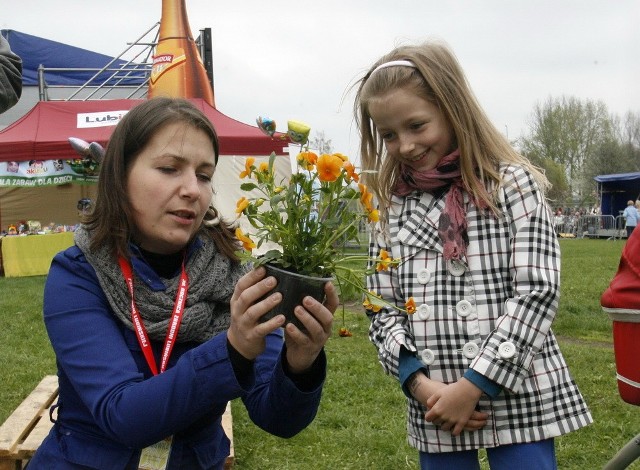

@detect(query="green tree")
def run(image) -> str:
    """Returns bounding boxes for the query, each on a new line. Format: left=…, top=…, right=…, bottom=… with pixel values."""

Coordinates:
left=519, top=96, right=616, bottom=201
left=580, top=112, right=640, bottom=200
left=618, top=111, right=640, bottom=171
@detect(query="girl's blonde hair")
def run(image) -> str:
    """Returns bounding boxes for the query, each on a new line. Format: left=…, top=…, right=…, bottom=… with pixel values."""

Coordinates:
left=354, top=41, right=549, bottom=216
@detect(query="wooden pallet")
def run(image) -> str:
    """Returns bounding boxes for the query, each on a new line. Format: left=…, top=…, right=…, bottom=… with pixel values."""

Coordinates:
left=0, top=375, right=234, bottom=469
left=0, top=375, right=58, bottom=470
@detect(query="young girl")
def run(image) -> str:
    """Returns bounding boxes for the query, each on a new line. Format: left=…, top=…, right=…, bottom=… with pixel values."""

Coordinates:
left=354, top=42, right=592, bottom=469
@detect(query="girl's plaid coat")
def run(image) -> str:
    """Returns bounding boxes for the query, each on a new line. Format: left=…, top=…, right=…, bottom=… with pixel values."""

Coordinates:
left=367, top=164, right=592, bottom=453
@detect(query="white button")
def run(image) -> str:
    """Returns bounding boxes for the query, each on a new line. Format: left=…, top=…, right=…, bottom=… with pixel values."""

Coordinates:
left=421, top=349, right=435, bottom=365
left=462, top=342, right=479, bottom=359
left=447, top=259, right=466, bottom=276
left=417, top=304, right=431, bottom=320
left=498, top=341, right=516, bottom=359
left=455, top=300, right=473, bottom=317
left=417, top=269, right=431, bottom=284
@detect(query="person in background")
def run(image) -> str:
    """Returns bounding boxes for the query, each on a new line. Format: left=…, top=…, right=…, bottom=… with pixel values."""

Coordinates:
left=0, top=34, right=22, bottom=113
left=76, top=197, right=92, bottom=218
left=353, top=41, right=592, bottom=469
left=622, top=199, right=639, bottom=238
left=553, top=208, right=564, bottom=235
left=29, top=97, right=337, bottom=469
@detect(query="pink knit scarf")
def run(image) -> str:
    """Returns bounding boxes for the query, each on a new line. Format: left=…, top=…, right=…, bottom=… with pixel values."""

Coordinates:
left=393, top=149, right=472, bottom=261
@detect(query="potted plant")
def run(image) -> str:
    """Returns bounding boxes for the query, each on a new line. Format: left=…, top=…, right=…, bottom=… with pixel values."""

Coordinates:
left=234, top=119, right=413, bottom=335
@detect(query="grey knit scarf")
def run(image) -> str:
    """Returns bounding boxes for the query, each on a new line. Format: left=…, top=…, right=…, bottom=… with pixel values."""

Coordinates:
left=75, top=226, right=249, bottom=343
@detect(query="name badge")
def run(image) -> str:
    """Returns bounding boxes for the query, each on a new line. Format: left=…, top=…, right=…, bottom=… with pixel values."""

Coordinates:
left=139, top=436, right=172, bottom=470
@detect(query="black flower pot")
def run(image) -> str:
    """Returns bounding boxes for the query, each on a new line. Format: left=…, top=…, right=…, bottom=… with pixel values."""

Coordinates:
left=260, top=264, right=332, bottom=331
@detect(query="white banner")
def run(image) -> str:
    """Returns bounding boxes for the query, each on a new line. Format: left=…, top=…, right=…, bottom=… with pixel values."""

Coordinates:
left=76, top=110, right=129, bottom=128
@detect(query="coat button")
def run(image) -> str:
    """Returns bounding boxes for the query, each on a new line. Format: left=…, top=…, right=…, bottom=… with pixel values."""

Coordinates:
left=421, top=349, right=435, bottom=365
left=498, top=341, right=516, bottom=359
left=417, top=303, right=431, bottom=320
left=455, top=299, right=473, bottom=317
left=447, top=259, right=466, bottom=277
left=462, top=342, right=479, bottom=359
left=417, top=269, right=431, bottom=284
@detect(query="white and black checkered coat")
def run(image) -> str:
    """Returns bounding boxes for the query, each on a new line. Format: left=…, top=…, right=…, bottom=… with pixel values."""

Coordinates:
left=367, top=164, right=593, bottom=453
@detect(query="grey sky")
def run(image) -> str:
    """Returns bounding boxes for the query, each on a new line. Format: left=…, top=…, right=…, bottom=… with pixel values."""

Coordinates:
left=2, top=0, right=638, bottom=159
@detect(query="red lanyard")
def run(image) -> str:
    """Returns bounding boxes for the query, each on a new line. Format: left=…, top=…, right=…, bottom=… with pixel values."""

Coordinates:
left=118, top=255, right=189, bottom=375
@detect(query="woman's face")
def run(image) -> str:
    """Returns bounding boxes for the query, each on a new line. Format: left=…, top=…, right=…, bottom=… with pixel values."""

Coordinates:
left=368, top=86, right=456, bottom=172
left=126, top=122, right=216, bottom=254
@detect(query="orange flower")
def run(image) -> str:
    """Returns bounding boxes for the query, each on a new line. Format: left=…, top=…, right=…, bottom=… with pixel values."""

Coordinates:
left=338, top=327, right=353, bottom=337
left=297, top=151, right=318, bottom=170
left=405, top=297, right=416, bottom=314
left=258, top=161, right=269, bottom=173
left=235, top=228, right=256, bottom=251
left=235, top=197, right=250, bottom=214
left=343, top=161, right=360, bottom=183
left=362, top=291, right=383, bottom=313
left=376, top=249, right=393, bottom=271
left=239, top=157, right=255, bottom=179
left=316, top=153, right=343, bottom=182
left=358, top=183, right=374, bottom=212
left=333, top=152, right=349, bottom=162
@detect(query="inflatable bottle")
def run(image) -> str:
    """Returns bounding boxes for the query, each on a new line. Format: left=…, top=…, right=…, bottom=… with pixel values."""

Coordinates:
left=148, top=0, right=215, bottom=106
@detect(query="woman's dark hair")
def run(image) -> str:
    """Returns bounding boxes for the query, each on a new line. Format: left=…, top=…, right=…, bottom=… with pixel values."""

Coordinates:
left=84, top=97, right=240, bottom=261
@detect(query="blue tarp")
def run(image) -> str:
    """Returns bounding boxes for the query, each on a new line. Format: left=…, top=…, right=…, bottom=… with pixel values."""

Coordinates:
left=1, top=29, right=147, bottom=87
left=594, top=172, right=640, bottom=216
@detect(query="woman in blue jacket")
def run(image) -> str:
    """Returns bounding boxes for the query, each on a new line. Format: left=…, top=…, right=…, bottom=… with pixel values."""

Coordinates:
left=28, top=97, right=337, bottom=469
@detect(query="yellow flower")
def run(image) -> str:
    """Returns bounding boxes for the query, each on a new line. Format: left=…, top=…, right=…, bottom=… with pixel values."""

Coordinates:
left=297, top=151, right=318, bottom=170
left=274, top=186, right=285, bottom=194
left=405, top=297, right=416, bottom=314
left=333, top=152, right=349, bottom=162
left=258, top=162, right=269, bottom=173
left=235, top=228, right=256, bottom=251
left=376, top=249, right=393, bottom=272
left=239, top=157, right=255, bottom=179
left=236, top=197, right=250, bottom=214
left=316, top=153, right=343, bottom=182
left=367, top=209, right=380, bottom=223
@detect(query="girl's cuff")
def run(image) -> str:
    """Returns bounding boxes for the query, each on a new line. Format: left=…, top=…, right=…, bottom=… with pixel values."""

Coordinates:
left=399, top=347, right=426, bottom=398
left=463, top=369, right=502, bottom=398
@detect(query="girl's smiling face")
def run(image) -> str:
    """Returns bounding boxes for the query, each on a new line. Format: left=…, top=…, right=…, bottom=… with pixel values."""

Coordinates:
left=368, top=86, right=456, bottom=172
left=126, top=122, right=216, bottom=254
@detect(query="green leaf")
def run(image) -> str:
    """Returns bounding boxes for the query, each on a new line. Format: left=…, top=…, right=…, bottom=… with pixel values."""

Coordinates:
left=240, top=182, right=258, bottom=191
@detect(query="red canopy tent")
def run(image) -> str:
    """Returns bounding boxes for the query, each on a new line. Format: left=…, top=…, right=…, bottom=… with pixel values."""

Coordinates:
left=0, top=98, right=289, bottom=162
left=0, top=99, right=292, bottom=228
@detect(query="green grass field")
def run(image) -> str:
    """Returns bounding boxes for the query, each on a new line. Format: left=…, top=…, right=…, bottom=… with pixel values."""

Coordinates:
left=1, top=239, right=638, bottom=469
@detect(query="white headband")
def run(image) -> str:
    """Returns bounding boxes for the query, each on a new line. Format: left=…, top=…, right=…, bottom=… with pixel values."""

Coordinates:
left=370, top=59, right=416, bottom=75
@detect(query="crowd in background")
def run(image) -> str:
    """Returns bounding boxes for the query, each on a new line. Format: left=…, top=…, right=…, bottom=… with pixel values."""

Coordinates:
left=552, top=202, right=640, bottom=238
